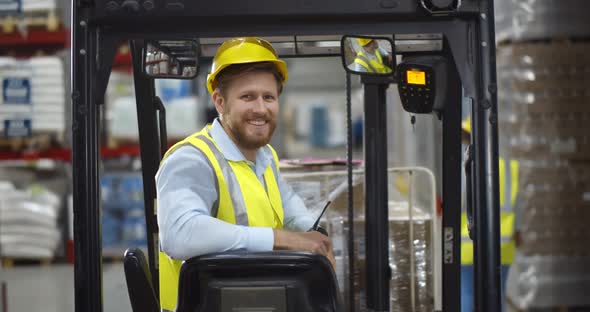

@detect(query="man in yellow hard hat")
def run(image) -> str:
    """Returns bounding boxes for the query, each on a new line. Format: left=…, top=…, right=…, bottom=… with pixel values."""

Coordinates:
left=353, top=38, right=393, bottom=74
left=460, top=116, right=519, bottom=312
left=155, top=37, right=335, bottom=311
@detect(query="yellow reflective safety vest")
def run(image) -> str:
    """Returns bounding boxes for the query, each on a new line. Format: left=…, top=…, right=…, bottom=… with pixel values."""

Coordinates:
left=461, top=157, right=518, bottom=265
left=354, top=49, right=392, bottom=74
left=158, top=126, right=284, bottom=311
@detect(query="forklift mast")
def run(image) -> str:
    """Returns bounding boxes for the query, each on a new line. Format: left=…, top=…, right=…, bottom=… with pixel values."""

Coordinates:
left=71, top=0, right=501, bottom=311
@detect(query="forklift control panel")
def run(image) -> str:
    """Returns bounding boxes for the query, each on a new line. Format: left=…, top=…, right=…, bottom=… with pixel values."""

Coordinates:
left=397, top=55, right=447, bottom=114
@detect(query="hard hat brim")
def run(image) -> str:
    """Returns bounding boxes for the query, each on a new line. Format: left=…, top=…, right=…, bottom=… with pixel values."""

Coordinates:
left=206, top=59, right=288, bottom=94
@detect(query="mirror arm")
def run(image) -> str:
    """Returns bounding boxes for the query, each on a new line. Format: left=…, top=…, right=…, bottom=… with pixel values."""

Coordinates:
left=360, top=75, right=396, bottom=85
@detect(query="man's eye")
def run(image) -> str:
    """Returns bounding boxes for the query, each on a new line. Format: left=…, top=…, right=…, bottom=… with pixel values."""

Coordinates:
left=263, top=95, right=276, bottom=101
left=241, top=94, right=253, bottom=100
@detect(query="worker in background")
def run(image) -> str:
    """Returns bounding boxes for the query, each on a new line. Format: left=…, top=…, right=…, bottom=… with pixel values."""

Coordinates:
left=352, top=38, right=393, bottom=74
left=156, top=37, right=335, bottom=312
left=460, top=116, right=519, bottom=312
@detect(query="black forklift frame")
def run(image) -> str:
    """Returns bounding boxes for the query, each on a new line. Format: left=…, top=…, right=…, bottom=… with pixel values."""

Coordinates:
left=71, top=1, right=501, bottom=311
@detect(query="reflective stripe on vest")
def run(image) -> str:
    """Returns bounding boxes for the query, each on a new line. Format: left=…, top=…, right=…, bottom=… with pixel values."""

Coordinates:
left=158, top=126, right=284, bottom=311
left=198, top=134, right=250, bottom=224
left=354, top=50, right=390, bottom=74
left=499, top=158, right=519, bottom=212
left=461, top=212, right=515, bottom=265
left=461, top=157, right=519, bottom=265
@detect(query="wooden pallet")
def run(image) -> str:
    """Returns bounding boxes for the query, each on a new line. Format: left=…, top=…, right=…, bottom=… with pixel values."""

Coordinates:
left=0, top=10, right=60, bottom=33
left=0, top=133, right=54, bottom=152
left=1, top=257, right=52, bottom=268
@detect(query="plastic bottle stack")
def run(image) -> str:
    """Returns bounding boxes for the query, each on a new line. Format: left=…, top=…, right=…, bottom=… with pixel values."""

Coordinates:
left=100, top=172, right=147, bottom=255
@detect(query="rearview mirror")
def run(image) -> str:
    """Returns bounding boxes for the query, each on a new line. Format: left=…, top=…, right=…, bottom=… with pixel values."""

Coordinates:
left=340, top=35, right=395, bottom=76
left=143, top=40, right=199, bottom=79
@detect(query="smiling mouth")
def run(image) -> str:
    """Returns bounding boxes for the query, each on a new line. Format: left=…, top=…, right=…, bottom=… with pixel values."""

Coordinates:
left=247, top=119, right=268, bottom=126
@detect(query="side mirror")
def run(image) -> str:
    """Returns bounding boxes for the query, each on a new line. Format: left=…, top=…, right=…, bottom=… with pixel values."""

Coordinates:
left=143, top=40, right=199, bottom=79
left=340, top=35, right=395, bottom=76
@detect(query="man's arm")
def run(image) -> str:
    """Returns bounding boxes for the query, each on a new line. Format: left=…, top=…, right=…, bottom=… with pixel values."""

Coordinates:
left=156, top=146, right=274, bottom=260
left=274, top=167, right=336, bottom=267
left=158, top=147, right=335, bottom=265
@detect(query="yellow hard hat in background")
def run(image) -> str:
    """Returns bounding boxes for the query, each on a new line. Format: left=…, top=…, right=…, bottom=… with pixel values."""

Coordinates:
left=462, top=116, right=471, bottom=134
left=206, top=37, right=288, bottom=94
left=357, top=38, right=374, bottom=47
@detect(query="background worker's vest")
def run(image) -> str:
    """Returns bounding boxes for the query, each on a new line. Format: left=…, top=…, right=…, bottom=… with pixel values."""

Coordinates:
left=461, top=157, right=518, bottom=265
left=354, top=50, right=391, bottom=73
left=158, top=126, right=284, bottom=311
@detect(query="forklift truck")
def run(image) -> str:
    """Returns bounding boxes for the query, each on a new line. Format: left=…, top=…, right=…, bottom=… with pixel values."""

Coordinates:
left=71, top=0, right=503, bottom=311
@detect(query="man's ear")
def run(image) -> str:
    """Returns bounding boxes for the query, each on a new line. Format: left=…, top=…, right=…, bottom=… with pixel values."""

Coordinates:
left=212, top=89, right=225, bottom=115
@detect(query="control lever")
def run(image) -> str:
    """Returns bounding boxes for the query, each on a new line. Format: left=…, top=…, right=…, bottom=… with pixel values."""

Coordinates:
left=309, top=175, right=362, bottom=236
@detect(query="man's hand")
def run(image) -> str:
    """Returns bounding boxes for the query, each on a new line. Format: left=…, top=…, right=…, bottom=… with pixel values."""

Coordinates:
left=273, top=229, right=336, bottom=269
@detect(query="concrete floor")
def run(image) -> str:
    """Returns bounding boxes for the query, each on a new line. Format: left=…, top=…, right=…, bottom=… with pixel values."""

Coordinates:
left=1, top=263, right=131, bottom=312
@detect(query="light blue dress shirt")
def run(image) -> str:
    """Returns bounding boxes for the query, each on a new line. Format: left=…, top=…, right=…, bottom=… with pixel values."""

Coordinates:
left=156, top=119, right=315, bottom=260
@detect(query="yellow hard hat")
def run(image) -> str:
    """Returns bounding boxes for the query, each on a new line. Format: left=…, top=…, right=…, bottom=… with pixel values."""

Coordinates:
left=461, top=116, right=471, bottom=134
left=206, top=37, right=288, bottom=94
left=357, top=38, right=373, bottom=47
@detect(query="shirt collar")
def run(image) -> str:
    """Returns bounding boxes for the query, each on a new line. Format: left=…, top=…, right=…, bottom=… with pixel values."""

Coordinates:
left=209, top=118, right=274, bottom=173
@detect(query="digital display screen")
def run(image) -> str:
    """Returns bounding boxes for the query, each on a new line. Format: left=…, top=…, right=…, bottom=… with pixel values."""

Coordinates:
left=406, top=70, right=426, bottom=85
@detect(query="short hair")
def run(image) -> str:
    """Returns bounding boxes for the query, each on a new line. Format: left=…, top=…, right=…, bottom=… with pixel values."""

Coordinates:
left=215, top=62, right=284, bottom=97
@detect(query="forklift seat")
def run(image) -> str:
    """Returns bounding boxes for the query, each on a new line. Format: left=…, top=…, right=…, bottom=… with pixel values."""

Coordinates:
left=175, top=251, right=342, bottom=312
left=123, top=248, right=160, bottom=312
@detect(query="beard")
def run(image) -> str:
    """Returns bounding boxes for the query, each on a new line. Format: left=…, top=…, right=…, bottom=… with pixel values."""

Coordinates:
left=223, top=111, right=276, bottom=150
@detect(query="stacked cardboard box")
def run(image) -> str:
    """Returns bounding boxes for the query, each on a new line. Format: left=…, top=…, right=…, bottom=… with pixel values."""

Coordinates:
left=327, top=202, right=434, bottom=312
left=496, top=7, right=590, bottom=307
left=497, top=42, right=590, bottom=257
left=283, top=169, right=437, bottom=311
left=495, top=0, right=590, bottom=43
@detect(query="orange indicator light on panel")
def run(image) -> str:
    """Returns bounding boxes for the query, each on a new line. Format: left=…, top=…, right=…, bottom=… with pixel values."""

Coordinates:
left=407, top=70, right=426, bottom=85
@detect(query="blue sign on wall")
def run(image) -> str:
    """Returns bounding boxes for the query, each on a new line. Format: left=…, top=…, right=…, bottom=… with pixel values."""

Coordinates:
left=0, top=0, right=21, bottom=14
left=3, top=78, right=31, bottom=104
left=4, top=119, right=32, bottom=137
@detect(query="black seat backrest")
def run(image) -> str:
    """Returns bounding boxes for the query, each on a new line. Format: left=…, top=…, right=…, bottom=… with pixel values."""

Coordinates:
left=123, top=248, right=160, bottom=312
left=175, top=251, right=342, bottom=312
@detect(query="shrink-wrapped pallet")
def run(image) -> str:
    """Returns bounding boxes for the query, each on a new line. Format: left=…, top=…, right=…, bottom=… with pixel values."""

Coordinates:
left=497, top=41, right=590, bottom=309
